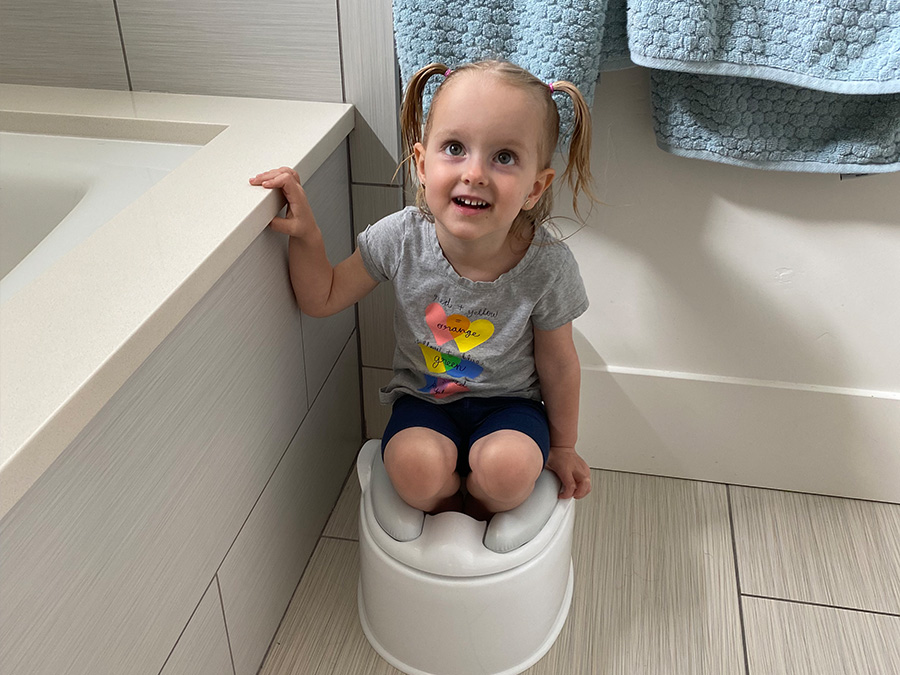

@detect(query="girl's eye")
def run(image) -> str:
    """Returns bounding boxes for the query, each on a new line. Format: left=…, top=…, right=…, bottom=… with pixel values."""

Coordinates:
left=495, top=151, right=516, bottom=166
left=444, top=142, right=464, bottom=157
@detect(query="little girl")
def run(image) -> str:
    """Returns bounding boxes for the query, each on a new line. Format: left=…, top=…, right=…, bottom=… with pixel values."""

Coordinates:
left=251, top=60, right=594, bottom=518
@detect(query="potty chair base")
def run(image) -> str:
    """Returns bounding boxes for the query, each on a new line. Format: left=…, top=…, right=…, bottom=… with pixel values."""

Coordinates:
left=358, top=531, right=574, bottom=675
left=356, top=440, right=575, bottom=675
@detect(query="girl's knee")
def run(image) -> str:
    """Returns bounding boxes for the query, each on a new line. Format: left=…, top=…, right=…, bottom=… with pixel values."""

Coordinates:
left=469, top=431, right=543, bottom=502
left=383, top=429, right=458, bottom=502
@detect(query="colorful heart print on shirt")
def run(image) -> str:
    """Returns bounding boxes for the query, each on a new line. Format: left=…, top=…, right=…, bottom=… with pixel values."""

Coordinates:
left=418, top=343, right=484, bottom=379
left=418, top=375, right=470, bottom=399
left=419, top=303, right=494, bottom=397
left=425, top=303, right=494, bottom=353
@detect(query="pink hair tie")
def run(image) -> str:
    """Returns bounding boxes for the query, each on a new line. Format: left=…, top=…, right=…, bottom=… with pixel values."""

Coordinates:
left=444, top=68, right=453, bottom=77
left=548, top=82, right=555, bottom=93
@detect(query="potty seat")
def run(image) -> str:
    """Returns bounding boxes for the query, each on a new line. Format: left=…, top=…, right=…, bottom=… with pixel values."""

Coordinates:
left=356, top=439, right=575, bottom=675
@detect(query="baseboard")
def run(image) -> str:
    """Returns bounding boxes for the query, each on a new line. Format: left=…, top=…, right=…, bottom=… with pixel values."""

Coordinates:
left=578, top=366, right=900, bottom=504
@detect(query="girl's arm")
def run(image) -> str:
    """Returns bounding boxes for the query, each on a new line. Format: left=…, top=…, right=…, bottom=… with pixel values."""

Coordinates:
left=250, top=167, right=378, bottom=317
left=533, top=322, right=592, bottom=499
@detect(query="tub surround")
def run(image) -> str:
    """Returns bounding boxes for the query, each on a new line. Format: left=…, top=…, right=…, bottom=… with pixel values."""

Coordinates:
left=0, top=85, right=354, bottom=518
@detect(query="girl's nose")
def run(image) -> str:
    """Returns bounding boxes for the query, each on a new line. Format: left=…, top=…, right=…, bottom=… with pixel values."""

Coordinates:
left=462, top=157, right=488, bottom=185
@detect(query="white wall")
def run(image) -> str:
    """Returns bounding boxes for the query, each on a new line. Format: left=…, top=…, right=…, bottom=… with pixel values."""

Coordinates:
left=562, top=68, right=900, bottom=502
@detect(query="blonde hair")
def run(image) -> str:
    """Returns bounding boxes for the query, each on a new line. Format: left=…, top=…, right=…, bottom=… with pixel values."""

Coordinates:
left=400, top=60, right=597, bottom=240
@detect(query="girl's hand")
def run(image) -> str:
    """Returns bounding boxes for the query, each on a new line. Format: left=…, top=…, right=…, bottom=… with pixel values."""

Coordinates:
left=546, top=446, right=592, bottom=499
left=249, top=167, right=317, bottom=239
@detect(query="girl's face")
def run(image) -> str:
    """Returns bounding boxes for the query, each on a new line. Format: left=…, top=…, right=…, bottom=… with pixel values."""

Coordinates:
left=414, top=73, right=555, bottom=248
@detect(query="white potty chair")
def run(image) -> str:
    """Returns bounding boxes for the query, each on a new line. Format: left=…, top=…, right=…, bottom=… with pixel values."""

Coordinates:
left=356, top=439, right=575, bottom=675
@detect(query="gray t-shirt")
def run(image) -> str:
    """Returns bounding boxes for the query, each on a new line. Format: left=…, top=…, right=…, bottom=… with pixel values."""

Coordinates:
left=357, top=207, right=588, bottom=404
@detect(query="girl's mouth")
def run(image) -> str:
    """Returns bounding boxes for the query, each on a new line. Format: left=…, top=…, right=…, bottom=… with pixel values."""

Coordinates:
left=453, top=197, right=490, bottom=209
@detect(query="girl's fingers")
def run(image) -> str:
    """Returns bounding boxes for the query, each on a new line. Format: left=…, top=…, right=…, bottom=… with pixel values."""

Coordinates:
left=268, top=215, right=292, bottom=233
left=249, top=166, right=299, bottom=184
left=555, top=464, right=592, bottom=500
left=573, top=473, right=592, bottom=499
left=249, top=170, right=278, bottom=185
left=557, top=472, right=576, bottom=499
left=261, top=173, right=306, bottom=210
left=255, top=172, right=298, bottom=197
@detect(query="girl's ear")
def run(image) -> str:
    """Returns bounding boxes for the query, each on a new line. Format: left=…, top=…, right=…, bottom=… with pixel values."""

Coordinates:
left=414, top=142, right=427, bottom=184
left=523, top=168, right=555, bottom=210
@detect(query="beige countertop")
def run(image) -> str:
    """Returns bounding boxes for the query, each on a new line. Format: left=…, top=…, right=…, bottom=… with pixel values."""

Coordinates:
left=0, top=84, right=354, bottom=518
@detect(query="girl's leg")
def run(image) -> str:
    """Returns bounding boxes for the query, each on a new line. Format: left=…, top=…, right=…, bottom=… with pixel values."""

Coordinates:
left=466, top=429, right=544, bottom=516
left=383, top=427, right=462, bottom=513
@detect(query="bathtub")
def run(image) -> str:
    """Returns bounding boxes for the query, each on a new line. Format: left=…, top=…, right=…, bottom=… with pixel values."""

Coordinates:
left=0, top=132, right=201, bottom=304
left=0, top=84, right=353, bottom=518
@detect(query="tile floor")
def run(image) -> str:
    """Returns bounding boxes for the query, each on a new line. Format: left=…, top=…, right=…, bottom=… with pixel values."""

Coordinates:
left=259, top=468, right=900, bottom=675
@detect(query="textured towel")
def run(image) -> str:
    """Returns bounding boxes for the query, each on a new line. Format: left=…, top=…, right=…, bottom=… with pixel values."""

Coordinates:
left=392, top=0, right=609, bottom=141
left=652, top=71, right=900, bottom=172
left=627, top=0, right=900, bottom=95
left=598, top=0, right=632, bottom=70
left=623, top=0, right=900, bottom=171
left=393, top=0, right=900, bottom=172
left=605, top=0, right=900, bottom=171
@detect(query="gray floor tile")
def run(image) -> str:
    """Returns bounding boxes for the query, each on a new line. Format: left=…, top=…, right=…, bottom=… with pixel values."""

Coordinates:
left=731, top=486, right=900, bottom=614
left=744, top=596, right=900, bottom=675
left=590, top=471, right=746, bottom=675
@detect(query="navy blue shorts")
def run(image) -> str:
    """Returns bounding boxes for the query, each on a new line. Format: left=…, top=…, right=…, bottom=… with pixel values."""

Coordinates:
left=382, top=395, right=550, bottom=476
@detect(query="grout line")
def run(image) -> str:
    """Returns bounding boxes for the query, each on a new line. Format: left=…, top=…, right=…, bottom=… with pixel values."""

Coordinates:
left=155, top=578, right=218, bottom=675
left=335, top=0, right=347, bottom=104
left=352, top=180, right=403, bottom=189
left=741, top=593, right=900, bottom=619
left=590, top=466, right=900, bottom=508
left=216, top=575, right=239, bottom=675
left=111, top=0, right=133, bottom=91
left=300, top=310, right=312, bottom=407
left=321, top=534, right=360, bottom=543
left=726, top=485, right=753, bottom=675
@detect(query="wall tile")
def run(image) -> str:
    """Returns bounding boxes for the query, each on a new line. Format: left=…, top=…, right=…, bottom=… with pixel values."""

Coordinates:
left=352, top=184, right=402, bottom=369
left=300, top=142, right=357, bottom=401
left=0, top=0, right=128, bottom=89
left=362, top=366, right=392, bottom=438
left=118, top=0, right=342, bottom=101
left=339, top=0, right=401, bottom=184
left=351, top=184, right=404, bottom=237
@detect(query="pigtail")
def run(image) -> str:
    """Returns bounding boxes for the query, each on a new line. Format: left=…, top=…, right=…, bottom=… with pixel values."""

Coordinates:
left=400, top=62, right=450, bottom=186
left=548, top=80, right=598, bottom=219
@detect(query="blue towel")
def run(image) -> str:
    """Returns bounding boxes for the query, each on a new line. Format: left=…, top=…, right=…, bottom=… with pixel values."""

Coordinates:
left=598, top=0, right=632, bottom=70
left=392, top=0, right=609, bottom=142
left=393, top=0, right=900, bottom=172
left=627, top=0, right=900, bottom=95
left=627, top=0, right=900, bottom=172
left=652, top=71, right=900, bottom=172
